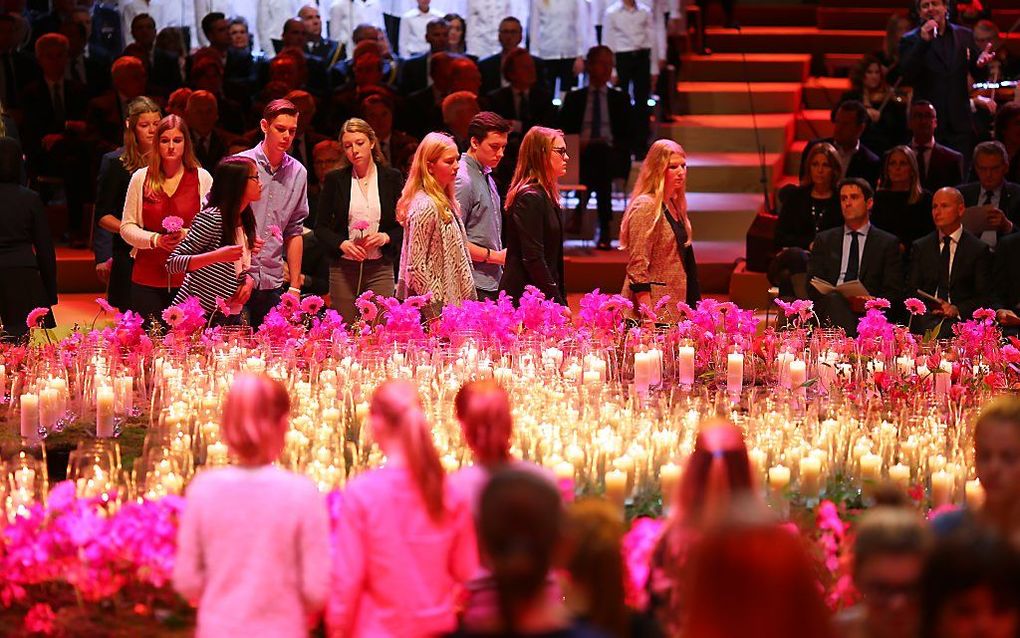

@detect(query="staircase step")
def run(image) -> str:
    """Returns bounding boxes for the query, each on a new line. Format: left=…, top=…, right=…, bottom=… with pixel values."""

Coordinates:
left=803, top=76, right=850, bottom=110
left=785, top=140, right=809, bottom=177
left=678, top=53, right=811, bottom=83
left=684, top=151, right=785, bottom=193
left=795, top=110, right=834, bottom=141
left=675, top=81, right=802, bottom=115
left=702, top=4, right=817, bottom=27
left=661, top=113, right=793, bottom=153
left=57, top=247, right=103, bottom=294
left=704, top=27, right=884, bottom=55
left=817, top=7, right=906, bottom=30
left=686, top=192, right=763, bottom=241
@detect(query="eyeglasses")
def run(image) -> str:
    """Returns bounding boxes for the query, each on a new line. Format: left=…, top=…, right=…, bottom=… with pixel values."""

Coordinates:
left=552, top=147, right=569, bottom=157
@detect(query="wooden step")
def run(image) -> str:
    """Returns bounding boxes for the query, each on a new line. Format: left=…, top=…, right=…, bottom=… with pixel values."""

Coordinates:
left=56, top=247, right=104, bottom=294
left=701, top=4, right=817, bottom=27
left=817, top=7, right=906, bottom=31
left=803, top=76, right=850, bottom=110
left=661, top=113, right=793, bottom=154
left=795, top=110, right=834, bottom=141
left=675, top=81, right=802, bottom=115
left=785, top=140, right=809, bottom=177
left=686, top=192, right=763, bottom=242
left=684, top=151, right=785, bottom=193
left=704, top=27, right=884, bottom=56
left=678, top=53, right=811, bottom=83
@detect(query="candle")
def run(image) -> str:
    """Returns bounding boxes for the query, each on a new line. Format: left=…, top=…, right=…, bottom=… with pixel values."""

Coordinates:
left=965, top=479, right=985, bottom=508
left=553, top=461, right=575, bottom=482
left=789, top=359, right=807, bottom=391
left=96, top=387, right=115, bottom=438
left=582, top=370, right=601, bottom=385
left=322, top=407, right=341, bottom=425
left=768, top=465, right=791, bottom=492
left=726, top=352, right=743, bottom=395
left=935, top=359, right=952, bottom=395
left=748, top=448, right=767, bottom=479
left=799, top=456, right=822, bottom=498
left=659, top=462, right=681, bottom=498
left=114, top=376, right=133, bottom=414
left=604, top=470, right=627, bottom=507
left=19, top=393, right=38, bottom=439
left=860, top=453, right=882, bottom=488
left=889, top=463, right=911, bottom=489
left=678, top=346, right=695, bottom=386
left=0, top=363, right=5, bottom=398
left=207, top=441, right=229, bottom=465
left=647, top=348, right=662, bottom=386
left=776, top=351, right=793, bottom=388
left=634, top=351, right=651, bottom=395
left=38, top=387, right=59, bottom=430
left=896, top=355, right=913, bottom=376
left=931, top=470, right=953, bottom=507
left=14, top=467, right=35, bottom=490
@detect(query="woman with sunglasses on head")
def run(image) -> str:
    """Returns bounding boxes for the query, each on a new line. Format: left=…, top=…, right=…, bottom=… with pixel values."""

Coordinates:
left=499, top=126, right=568, bottom=306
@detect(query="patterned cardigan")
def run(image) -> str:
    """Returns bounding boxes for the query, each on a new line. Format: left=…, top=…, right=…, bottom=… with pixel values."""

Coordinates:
left=619, top=195, right=689, bottom=323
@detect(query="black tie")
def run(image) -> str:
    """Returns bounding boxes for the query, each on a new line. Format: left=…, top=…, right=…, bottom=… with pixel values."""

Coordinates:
left=591, top=87, right=603, bottom=140
left=845, top=231, right=860, bottom=282
left=915, top=145, right=928, bottom=179
left=937, top=236, right=952, bottom=300
left=983, top=190, right=993, bottom=206
left=52, top=83, right=65, bottom=124
left=518, top=91, right=530, bottom=123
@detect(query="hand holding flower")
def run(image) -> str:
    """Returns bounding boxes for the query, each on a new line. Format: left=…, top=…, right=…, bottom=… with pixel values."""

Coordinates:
left=341, top=240, right=368, bottom=261
left=359, top=232, right=389, bottom=249
left=252, top=236, right=265, bottom=255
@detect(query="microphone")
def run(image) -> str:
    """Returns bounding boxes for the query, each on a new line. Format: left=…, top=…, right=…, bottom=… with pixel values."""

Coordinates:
left=932, top=24, right=938, bottom=39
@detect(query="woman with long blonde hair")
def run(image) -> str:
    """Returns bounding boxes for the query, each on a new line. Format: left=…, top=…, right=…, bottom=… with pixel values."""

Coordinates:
left=619, top=139, right=699, bottom=322
left=315, top=117, right=404, bottom=323
left=499, top=126, right=568, bottom=305
left=871, top=145, right=934, bottom=251
left=395, top=132, right=475, bottom=316
left=120, top=114, right=212, bottom=323
left=327, top=379, right=477, bottom=637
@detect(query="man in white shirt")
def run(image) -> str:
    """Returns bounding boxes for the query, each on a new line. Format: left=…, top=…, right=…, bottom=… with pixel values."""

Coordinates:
left=122, top=0, right=198, bottom=50
left=329, top=0, right=386, bottom=57
left=257, top=0, right=301, bottom=57
left=528, top=0, right=593, bottom=94
left=397, top=0, right=442, bottom=57
left=603, top=0, right=655, bottom=156
left=465, top=0, right=529, bottom=59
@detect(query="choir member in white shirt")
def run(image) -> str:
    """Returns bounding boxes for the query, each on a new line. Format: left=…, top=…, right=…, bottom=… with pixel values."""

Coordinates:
left=122, top=0, right=198, bottom=50
left=257, top=0, right=301, bottom=56
left=465, top=0, right=530, bottom=60
left=195, top=0, right=236, bottom=47
left=528, top=0, right=594, bottom=94
left=329, top=0, right=386, bottom=57
left=397, top=0, right=443, bottom=57
left=603, top=0, right=656, bottom=156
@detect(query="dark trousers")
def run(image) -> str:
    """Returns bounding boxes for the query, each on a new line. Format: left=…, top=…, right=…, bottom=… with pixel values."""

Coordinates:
left=129, top=283, right=177, bottom=327
left=475, top=288, right=499, bottom=302
left=615, top=49, right=652, bottom=157
left=816, top=292, right=860, bottom=337
left=539, top=57, right=578, bottom=95
left=578, top=142, right=617, bottom=241
left=245, top=286, right=285, bottom=328
left=108, top=249, right=134, bottom=312
left=0, top=267, right=54, bottom=339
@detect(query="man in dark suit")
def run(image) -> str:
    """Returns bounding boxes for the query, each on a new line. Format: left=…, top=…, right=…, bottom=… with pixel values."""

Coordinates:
left=361, top=93, right=417, bottom=174
left=899, top=0, right=994, bottom=165
left=992, top=232, right=1020, bottom=336
left=86, top=55, right=149, bottom=150
left=284, top=89, right=329, bottom=186
left=401, top=51, right=455, bottom=140
left=908, top=100, right=964, bottom=193
left=808, top=178, right=904, bottom=336
left=800, top=100, right=881, bottom=188
left=300, top=5, right=342, bottom=69
left=0, top=14, right=40, bottom=110
left=958, top=140, right=1020, bottom=246
left=59, top=19, right=111, bottom=99
left=478, top=17, right=523, bottom=95
left=185, top=90, right=234, bottom=172
left=909, top=186, right=993, bottom=337
left=398, top=17, right=449, bottom=95
left=90, top=1, right=122, bottom=55
left=558, top=45, right=633, bottom=250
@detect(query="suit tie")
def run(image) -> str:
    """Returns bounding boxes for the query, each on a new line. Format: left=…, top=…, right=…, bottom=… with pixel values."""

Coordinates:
left=914, top=145, right=928, bottom=179
left=518, top=90, right=530, bottom=123
left=982, top=190, right=994, bottom=206
left=937, top=236, right=952, bottom=300
left=845, top=230, right=860, bottom=282
left=51, top=83, right=65, bottom=124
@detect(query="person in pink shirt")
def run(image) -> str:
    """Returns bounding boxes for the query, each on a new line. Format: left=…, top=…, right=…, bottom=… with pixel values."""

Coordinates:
left=173, top=373, right=331, bottom=637
left=327, top=379, right=478, bottom=638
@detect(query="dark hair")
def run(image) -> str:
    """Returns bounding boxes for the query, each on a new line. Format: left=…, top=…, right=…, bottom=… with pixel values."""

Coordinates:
left=360, top=92, right=394, bottom=114
left=262, top=98, right=298, bottom=123
left=131, top=13, right=155, bottom=30
left=0, top=137, right=23, bottom=184
left=426, top=17, right=449, bottom=32
left=995, top=102, right=1020, bottom=144
left=920, top=529, right=1020, bottom=638
left=973, top=139, right=1009, bottom=165
left=467, top=112, right=511, bottom=145
left=479, top=469, right=563, bottom=634
left=911, top=99, right=936, bottom=114
left=443, top=13, right=466, bottom=52
left=502, top=47, right=532, bottom=81
left=352, top=23, right=377, bottom=43
left=499, top=16, right=522, bottom=29
left=834, top=99, right=869, bottom=126
left=587, top=44, right=614, bottom=63
left=208, top=156, right=257, bottom=251
left=838, top=176, right=874, bottom=200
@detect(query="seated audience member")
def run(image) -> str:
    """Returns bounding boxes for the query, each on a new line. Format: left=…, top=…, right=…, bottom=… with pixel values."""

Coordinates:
left=839, top=54, right=908, bottom=157
left=0, top=138, right=57, bottom=339
left=559, top=45, right=633, bottom=250
left=775, top=142, right=843, bottom=250
left=444, top=13, right=467, bottom=56
left=399, top=17, right=450, bottom=95
left=993, top=233, right=1020, bottom=335
left=877, top=14, right=911, bottom=81
left=908, top=187, right=992, bottom=338
left=800, top=100, right=881, bottom=187
left=449, top=56, right=482, bottom=97
left=871, top=146, right=934, bottom=251
left=166, top=87, right=192, bottom=118
left=919, top=530, right=1020, bottom=638
left=225, top=17, right=260, bottom=97
left=299, top=4, right=341, bottom=68
left=197, top=12, right=231, bottom=66
left=973, top=19, right=1019, bottom=89
left=478, top=17, right=523, bottom=95
left=996, top=103, right=1020, bottom=184
left=0, top=14, right=37, bottom=110
left=808, top=178, right=904, bottom=336
left=189, top=57, right=247, bottom=135
left=834, top=507, right=930, bottom=638
left=150, top=27, right=188, bottom=96
left=402, top=51, right=456, bottom=139
left=272, top=20, right=329, bottom=97
left=126, top=12, right=157, bottom=63
left=329, top=5, right=386, bottom=58
left=442, top=91, right=480, bottom=152
left=185, top=90, right=233, bottom=172
left=909, top=100, right=964, bottom=194
left=361, top=93, right=417, bottom=175
left=88, top=1, right=122, bottom=57
left=282, top=89, right=327, bottom=182
left=329, top=24, right=391, bottom=88
left=297, top=141, right=343, bottom=296
left=59, top=19, right=111, bottom=98
left=88, top=55, right=149, bottom=150
left=328, top=42, right=398, bottom=133
left=307, top=138, right=343, bottom=227
left=958, top=141, right=1020, bottom=246
left=398, top=0, right=443, bottom=58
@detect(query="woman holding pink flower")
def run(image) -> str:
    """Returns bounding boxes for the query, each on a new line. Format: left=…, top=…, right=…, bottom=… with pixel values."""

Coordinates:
left=119, top=115, right=212, bottom=324
left=314, top=118, right=404, bottom=324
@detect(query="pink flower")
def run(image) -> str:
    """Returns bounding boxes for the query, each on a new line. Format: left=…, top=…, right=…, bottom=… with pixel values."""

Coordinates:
left=864, top=298, right=890, bottom=312
left=161, top=305, right=185, bottom=327
left=23, top=603, right=56, bottom=634
left=161, top=216, right=184, bottom=233
left=279, top=291, right=300, bottom=314
left=25, top=307, right=48, bottom=328
left=267, top=224, right=283, bottom=240
left=351, top=220, right=371, bottom=232
left=301, top=295, right=324, bottom=315
left=95, top=297, right=115, bottom=314
left=355, top=293, right=378, bottom=322
left=215, top=296, right=232, bottom=317
left=904, top=298, right=926, bottom=316
left=972, top=307, right=995, bottom=323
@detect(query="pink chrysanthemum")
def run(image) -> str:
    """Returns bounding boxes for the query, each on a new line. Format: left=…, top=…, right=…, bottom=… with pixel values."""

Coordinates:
left=161, top=216, right=184, bottom=233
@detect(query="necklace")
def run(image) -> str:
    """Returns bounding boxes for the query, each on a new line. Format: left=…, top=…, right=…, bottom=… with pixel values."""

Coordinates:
left=354, top=165, right=372, bottom=199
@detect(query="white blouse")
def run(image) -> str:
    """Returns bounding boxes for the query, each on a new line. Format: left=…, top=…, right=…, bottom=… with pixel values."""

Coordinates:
left=119, top=166, right=214, bottom=259
left=347, top=163, right=383, bottom=261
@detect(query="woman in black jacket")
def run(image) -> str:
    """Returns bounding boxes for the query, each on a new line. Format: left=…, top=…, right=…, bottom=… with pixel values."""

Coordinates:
left=499, top=126, right=567, bottom=305
left=315, top=118, right=404, bottom=324
left=0, top=137, right=57, bottom=338
left=775, top=142, right=843, bottom=251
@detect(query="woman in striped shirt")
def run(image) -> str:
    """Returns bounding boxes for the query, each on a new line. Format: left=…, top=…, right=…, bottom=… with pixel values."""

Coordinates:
left=167, top=157, right=264, bottom=320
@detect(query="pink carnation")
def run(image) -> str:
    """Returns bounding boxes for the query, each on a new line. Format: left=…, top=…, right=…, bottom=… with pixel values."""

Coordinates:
left=301, top=295, right=324, bottom=315
left=972, top=307, right=996, bottom=323
left=352, top=220, right=371, bottom=232
left=161, top=215, right=184, bottom=233
left=25, top=307, right=49, bottom=328
left=904, top=297, right=926, bottom=316
left=267, top=224, right=283, bottom=240
left=95, top=297, right=115, bottom=313
left=215, top=296, right=233, bottom=317
left=864, top=298, right=890, bottom=312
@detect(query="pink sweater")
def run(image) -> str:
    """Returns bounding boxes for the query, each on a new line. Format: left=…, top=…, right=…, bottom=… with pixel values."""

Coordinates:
left=327, top=465, right=479, bottom=638
left=173, top=465, right=332, bottom=638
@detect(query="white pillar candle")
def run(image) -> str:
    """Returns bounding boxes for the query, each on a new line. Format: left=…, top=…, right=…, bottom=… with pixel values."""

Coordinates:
left=889, top=463, right=911, bottom=489
left=935, top=359, right=952, bottom=395
left=931, top=470, right=953, bottom=507
left=678, top=346, right=695, bottom=386
left=860, top=453, right=882, bottom=484
left=19, top=393, right=38, bottom=439
left=14, top=466, right=35, bottom=490
left=896, top=355, right=913, bottom=376
left=207, top=441, right=229, bottom=465
left=604, top=470, right=628, bottom=507
left=633, top=352, right=651, bottom=395
left=965, top=479, right=985, bottom=508
left=726, top=352, right=744, bottom=395
left=96, top=387, right=115, bottom=438
left=789, top=360, right=807, bottom=392
left=799, top=456, right=822, bottom=498
left=648, top=348, right=663, bottom=386
left=776, top=351, right=793, bottom=388
left=768, top=465, right=791, bottom=492
left=659, top=462, right=681, bottom=498
left=748, top=448, right=767, bottom=479
left=38, top=387, right=59, bottom=430
left=114, top=376, right=133, bottom=414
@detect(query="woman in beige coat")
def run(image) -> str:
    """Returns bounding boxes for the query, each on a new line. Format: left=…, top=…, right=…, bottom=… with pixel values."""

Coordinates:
left=619, top=139, right=700, bottom=323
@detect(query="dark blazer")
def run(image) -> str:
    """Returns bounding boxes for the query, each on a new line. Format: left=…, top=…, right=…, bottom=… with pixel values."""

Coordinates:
left=870, top=189, right=935, bottom=250
left=992, top=232, right=1020, bottom=313
left=86, top=90, right=127, bottom=149
left=808, top=224, right=905, bottom=303
left=774, top=185, right=843, bottom=250
left=0, top=50, right=41, bottom=109
left=800, top=138, right=881, bottom=187
left=306, top=37, right=342, bottom=68
left=313, top=164, right=404, bottom=266
left=0, top=182, right=57, bottom=304
left=91, top=2, right=123, bottom=55
left=191, top=128, right=233, bottom=172
left=909, top=228, right=992, bottom=322
left=92, top=149, right=135, bottom=309
left=920, top=142, right=964, bottom=192
left=398, top=52, right=430, bottom=94
left=20, top=78, right=89, bottom=158
left=899, top=23, right=985, bottom=137
left=958, top=181, right=1020, bottom=233
left=478, top=52, right=504, bottom=96
left=401, top=86, right=443, bottom=140
left=487, top=85, right=557, bottom=130
left=499, top=184, right=566, bottom=305
left=558, top=84, right=632, bottom=147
